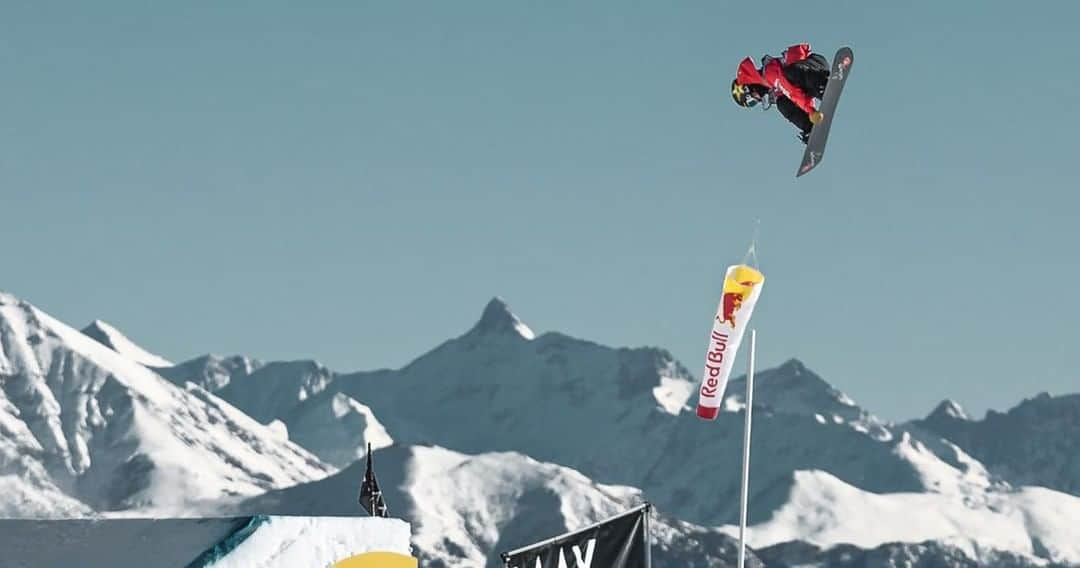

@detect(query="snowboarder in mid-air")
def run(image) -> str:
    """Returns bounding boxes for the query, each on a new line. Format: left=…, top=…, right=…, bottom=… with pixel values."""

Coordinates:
left=730, top=43, right=831, bottom=144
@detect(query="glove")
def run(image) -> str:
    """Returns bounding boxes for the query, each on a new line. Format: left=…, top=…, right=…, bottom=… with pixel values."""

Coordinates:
left=809, top=110, right=824, bottom=125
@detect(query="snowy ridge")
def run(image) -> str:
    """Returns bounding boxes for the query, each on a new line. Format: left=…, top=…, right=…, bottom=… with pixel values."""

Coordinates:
left=319, top=317, right=993, bottom=528
left=81, top=319, right=173, bottom=368
left=237, top=444, right=759, bottom=568
left=4, top=293, right=1080, bottom=565
left=0, top=291, right=333, bottom=515
left=175, top=297, right=700, bottom=485
left=932, top=399, right=971, bottom=421
left=158, top=354, right=262, bottom=393
left=214, top=360, right=336, bottom=424
left=162, top=355, right=397, bottom=467
left=285, top=393, right=394, bottom=467
left=733, top=470, right=1080, bottom=565
left=239, top=442, right=1080, bottom=566
left=175, top=298, right=1080, bottom=564
left=913, top=392, right=1080, bottom=496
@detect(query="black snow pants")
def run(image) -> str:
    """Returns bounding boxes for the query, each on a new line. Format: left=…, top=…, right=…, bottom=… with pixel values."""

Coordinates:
left=775, top=53, right=829, bottom=135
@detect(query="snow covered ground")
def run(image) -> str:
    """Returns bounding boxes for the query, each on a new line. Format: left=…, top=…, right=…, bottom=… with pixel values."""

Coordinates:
left=725, top=470, right=1080, bottom=565
left=201, top=516, right=412, bottom=568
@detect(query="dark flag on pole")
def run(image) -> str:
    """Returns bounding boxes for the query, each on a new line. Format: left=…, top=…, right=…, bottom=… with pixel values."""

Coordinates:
left=358, top=443, right=389, bottom=517
left=502, top=503, right=651, bottom=568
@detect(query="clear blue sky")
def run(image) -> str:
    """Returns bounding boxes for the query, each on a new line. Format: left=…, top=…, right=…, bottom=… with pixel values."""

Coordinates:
left=2, top=1, right=1077, bottom=421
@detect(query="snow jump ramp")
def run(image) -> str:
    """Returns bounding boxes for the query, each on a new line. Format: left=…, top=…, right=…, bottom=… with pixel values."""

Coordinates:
left=0, top=515, right=415, bottom=567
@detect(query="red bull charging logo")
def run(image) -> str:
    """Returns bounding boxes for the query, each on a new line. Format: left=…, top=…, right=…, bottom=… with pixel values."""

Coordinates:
left=696, top=264, right=764, bottom=421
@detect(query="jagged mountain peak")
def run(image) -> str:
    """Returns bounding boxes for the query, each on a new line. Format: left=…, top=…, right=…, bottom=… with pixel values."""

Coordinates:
left=83, top=319, right=111, bottom=332
left=914, top=391, right=1080, bottom=496
left=80, top=319, right=172, bottom=368
left=724, top=358, right=865, bottom=420
left=927, top=399, right=970, bottom=422
left=469, top=297, right=535, bottom=340
left=778, top=358, right=808, bottom=374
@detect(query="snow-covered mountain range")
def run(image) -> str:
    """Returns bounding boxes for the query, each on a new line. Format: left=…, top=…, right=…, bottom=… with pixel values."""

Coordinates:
left=0, top=292, right=332, bottom=516
left=235, top=444, right=762, bottom=568
left=166, top=301, right=1011, bottom=519
left=911, top=394, right=1080, bottom=496
left=2, top=291, right=1079, bottom=566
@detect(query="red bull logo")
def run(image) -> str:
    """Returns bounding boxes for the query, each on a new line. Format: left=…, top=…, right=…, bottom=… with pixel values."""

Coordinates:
left=719, top=282, right=756, bottom=328
left=696, top=264, right=764, bottom=421
left=719, top=265, right=763, bottom=327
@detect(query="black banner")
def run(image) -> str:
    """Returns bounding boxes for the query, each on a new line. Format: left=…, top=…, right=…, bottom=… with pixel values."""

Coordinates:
left=501, top=504, right=651, bottom=568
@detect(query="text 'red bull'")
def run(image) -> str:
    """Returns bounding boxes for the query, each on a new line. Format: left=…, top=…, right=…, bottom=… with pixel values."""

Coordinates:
left=699, top=331, right=729, bottom=400
left=696, top=264, right=764, bottom=420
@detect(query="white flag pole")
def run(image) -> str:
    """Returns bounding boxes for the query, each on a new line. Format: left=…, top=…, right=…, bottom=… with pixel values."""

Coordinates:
left=737, top=329, right=757, bottom=568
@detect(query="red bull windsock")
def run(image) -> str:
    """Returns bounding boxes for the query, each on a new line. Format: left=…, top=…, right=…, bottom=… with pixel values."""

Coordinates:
left=696, top=264, right=765, bottom=420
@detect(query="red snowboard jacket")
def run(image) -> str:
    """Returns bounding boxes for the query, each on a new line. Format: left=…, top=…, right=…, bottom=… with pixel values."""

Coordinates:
left=735, top=43, right=817, bottom=115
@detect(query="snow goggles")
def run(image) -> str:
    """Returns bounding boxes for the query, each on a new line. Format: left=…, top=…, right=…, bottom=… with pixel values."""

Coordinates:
left=731, top=81, right=759, bottom=108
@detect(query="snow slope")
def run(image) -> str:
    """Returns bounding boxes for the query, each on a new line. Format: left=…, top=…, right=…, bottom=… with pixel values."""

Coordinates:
left=81, top=319, right=173, bottom=368
left=237, top=444, right=761, bottom=568
left=215, top=360, right=336, bottom=424
left=913, top=393, right=1080, bottom=496
left=158, top=354, right=261, bottom=393
left=174, top=301, right=1052, bottom=538
left=0, top=473, right=92, bottom=518
left=160, top=357, right=334, bottom=425
left=303, top=302, right=992, bottom=527
left=165, top=299, right=986, bottom=527
left=11, top=294, right=1079, bottom=566
left=162, top=358, right=395, bottom=468
left=733, top=469, right=1080, bottom=565
left=202, top=516, right=412, bottom=568
left=0, top=291, right=333, bottom=515
left=285, top=393, right=393, bottom=467
left=755, top=539, right=1040, bottom=568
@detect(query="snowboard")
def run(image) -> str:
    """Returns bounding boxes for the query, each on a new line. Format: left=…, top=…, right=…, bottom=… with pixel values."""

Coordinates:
left=797, top=47, right=855, bottom=177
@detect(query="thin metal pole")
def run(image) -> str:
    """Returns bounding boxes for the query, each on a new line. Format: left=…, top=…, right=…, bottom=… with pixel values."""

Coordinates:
left=643, top=503, right=652, bottom=568
left=737, top=329, right=756, bottom=568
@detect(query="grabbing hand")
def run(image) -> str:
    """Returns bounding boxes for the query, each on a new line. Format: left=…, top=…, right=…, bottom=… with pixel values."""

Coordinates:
left=809, top=111, right=824, bottom=125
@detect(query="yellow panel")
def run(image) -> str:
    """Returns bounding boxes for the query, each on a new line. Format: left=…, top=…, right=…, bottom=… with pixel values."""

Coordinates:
left=333, top=551, right=418, bottom=568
